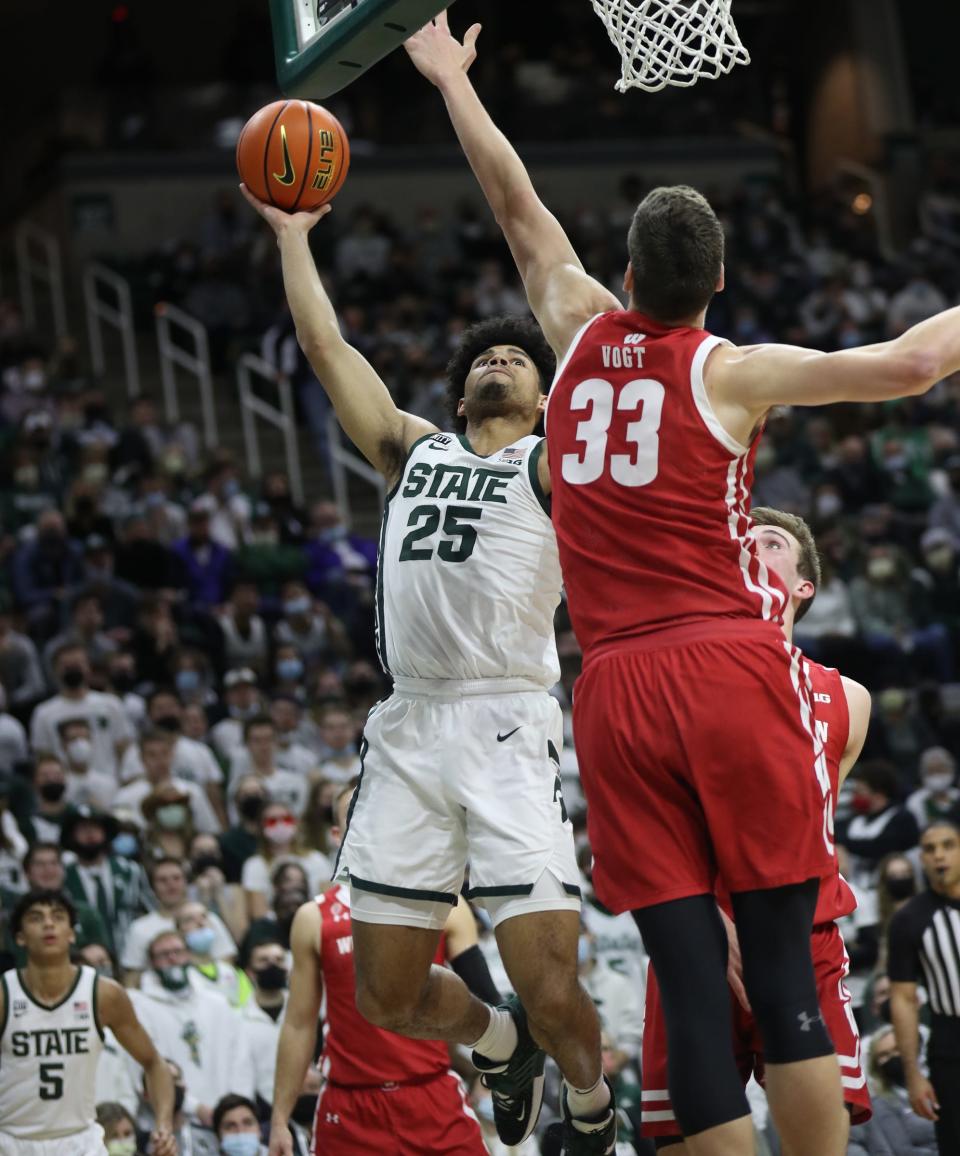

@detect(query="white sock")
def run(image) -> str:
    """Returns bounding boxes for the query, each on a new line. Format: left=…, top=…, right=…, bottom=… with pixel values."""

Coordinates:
left=565, top=1075, right=611, bottom=1124
left=470, top=1006, right=519, bottom=1063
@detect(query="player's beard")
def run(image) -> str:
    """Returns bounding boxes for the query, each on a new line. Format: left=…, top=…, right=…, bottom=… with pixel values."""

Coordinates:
left=464, top=378, right=534, bottom=428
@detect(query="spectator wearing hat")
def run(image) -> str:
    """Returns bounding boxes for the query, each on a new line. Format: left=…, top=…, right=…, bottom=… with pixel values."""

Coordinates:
left=141, top=781, right=198, bottom=863
left=216, top=581, right=269, bottom=677
left=209, top=669, right=262, bottom=762
left=928, top=453, right=960, bottom=542
left=59, top=718, right=118, bottom=810
left=121, top=689, right=226, bottom=826
left=116, top=728, right=219, bottom=834
left=10, top=509, right=85, bottom=639
left=0, top=595, right=46, bottom=708
left=30, top=642, right=135, bottom=777
left=172, top=502, right=234, bottom=609
left=62, top=804, right=149, bottom=956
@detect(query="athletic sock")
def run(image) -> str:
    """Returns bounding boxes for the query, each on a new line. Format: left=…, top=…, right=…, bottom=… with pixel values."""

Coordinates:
left=565, top=1075, right=611, bottom=1125
left=470, top=1005, right=519, bottom=1064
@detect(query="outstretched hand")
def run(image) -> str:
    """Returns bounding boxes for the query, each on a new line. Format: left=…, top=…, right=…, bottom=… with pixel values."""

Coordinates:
left=404, top=9, right=481, bottom=88
left=239, top=183, right=331, bottom=239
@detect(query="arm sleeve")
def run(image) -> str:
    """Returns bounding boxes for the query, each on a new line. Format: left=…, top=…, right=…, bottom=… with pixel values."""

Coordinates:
left=450, top=945, right=501, bottom=1006
left=887, top=908, right=919, bottom=984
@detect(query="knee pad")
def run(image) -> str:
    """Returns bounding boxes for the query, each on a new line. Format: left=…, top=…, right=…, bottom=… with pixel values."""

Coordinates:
left=732, top=881, right=835, bottom=1064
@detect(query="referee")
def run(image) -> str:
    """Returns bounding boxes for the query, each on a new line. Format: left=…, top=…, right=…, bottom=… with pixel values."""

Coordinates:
left=889, top=819, right=960, bottom=1151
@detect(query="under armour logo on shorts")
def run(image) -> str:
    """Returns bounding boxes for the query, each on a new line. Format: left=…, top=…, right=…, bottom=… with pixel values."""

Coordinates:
left=797, top=1010, right=823, bottom=1032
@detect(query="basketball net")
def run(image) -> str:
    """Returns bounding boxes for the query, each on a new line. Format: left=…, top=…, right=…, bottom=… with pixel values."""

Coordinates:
left=590, top=0, right=750, bottom=93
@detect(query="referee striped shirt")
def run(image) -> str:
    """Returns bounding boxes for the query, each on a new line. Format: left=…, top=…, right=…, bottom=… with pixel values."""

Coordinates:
left=889, top=890, right=960, bottom=1055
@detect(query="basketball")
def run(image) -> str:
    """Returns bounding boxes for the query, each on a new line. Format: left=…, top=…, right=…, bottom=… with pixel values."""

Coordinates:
left=236, top=99, right=350, bottom=212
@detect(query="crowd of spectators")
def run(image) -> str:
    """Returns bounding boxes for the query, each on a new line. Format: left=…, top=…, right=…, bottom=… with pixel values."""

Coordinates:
left=1, top=164, right=960, bottom=1153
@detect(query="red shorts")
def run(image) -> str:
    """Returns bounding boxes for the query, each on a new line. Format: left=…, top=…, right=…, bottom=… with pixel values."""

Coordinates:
left=640, top=922, right=871, bottom=1137
left=573, top=622, right=835, bottom=911
left=312, top=1071, right=486, bottom=1155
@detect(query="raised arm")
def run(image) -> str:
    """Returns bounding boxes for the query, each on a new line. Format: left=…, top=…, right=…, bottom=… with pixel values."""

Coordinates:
left=405, top=14, right=620, bottom=357
left=98, top=978, right=178, bottom=1156
left=269, top=901, right=324, bottom=1156
left=240, top=188, right=435, bottom=484
left=706, top=305, right=960, bottom=445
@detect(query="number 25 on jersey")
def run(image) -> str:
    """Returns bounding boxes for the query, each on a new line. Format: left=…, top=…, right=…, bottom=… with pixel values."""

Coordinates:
left=560, top=377, right=664, bottom=487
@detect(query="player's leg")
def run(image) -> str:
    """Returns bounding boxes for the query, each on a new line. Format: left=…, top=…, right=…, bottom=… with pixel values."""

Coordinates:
left=730, top=884, right=846, bottom=1156
left=632, top=896, right=754, bottom=1156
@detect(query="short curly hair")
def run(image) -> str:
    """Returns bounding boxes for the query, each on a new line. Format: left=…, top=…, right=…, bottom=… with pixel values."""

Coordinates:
left=445, top=316, right=556, bottom=434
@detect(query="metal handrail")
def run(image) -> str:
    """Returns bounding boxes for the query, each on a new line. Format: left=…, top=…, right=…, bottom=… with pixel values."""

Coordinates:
left=15, top=222, right=68, bottom=342
left=83, top=262, right=140, bottom=397
left=237, top=353, right=304, bottom=506
left=154, top=302, right=217, bottom=449
left=326, top=411, right=386, bottom=528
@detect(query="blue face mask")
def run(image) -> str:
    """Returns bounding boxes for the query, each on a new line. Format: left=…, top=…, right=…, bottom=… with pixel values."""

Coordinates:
left=175, top=669, right=200, bottom=693
left=276, top=658, right=304, bottom=682
left=220, top=1133, right=260, bottom=1156
left=283, top=596, right=311, bottom=617
left=185, top=926, right=216, bottom=956
left=112, top=832, right=139, bottom=859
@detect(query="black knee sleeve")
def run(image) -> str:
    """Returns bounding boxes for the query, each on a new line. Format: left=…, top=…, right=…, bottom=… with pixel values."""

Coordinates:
left=634, top=896, right=750, bottom=1136
left=731, top=879, right=835, bottom=1064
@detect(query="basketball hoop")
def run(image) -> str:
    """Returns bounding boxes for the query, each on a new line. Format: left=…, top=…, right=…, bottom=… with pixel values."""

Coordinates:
left=590, top=0, right=750, bottom=93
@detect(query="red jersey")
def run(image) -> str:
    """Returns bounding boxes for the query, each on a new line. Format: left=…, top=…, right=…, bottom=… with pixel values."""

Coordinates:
left=317, top=886, right=449, bottom=1087
left=546, top=310, right=788, bottom=654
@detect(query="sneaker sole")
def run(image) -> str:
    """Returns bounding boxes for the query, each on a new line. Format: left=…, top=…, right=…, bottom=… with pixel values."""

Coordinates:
left=497, top=1063, right=545, bottom=1146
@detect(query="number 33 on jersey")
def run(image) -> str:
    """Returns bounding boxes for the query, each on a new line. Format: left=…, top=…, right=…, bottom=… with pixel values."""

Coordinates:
left=376, top=433, right=562, bottom=686
left=546, top=311, right=787, bottom=652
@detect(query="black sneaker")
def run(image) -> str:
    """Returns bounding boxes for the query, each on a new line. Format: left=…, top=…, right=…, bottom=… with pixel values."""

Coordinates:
left=472, top=995, right=546, bottom=1145
left=544, top=1077, right=618, bottom=1154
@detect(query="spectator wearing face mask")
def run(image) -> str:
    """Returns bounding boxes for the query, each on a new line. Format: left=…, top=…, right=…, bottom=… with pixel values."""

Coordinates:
left=131, top=932, right=255, bottom=1125
left=23, top=752, right=77, bottom=841
left=210, top=669, right=262, bottom=762
left=241, top=803, right=331, bottom=920
left=121, top=690, right=226, bottom=826
left=213, top=1095, right=266, bottom=1156
left=875, top=853, right=919, bottom=972
left=913, top=528, right=960, bottom=648
left=272, top=580, right=351, bottom=668
left=189, top=832, right=249, bottom=947
left=314, top=705, right=360, bottom=784
left=270, top=645, right=306, bottom=704
left=30, top=643, right=135, bottom=777
left=241, top=940, right=291, bottom=1107
left=846, top=1026, right=937, bottom=1156
left=842, top=761, right=920, bottom=890
left=217, top=582, right=269, bottom=676
left=907, top=747, right=960, bottom=831
left=62, top=806, right=149, bottom=957
left=122, top=857, right=237, bottom=985
left=59, top=718, right=117, bottom=810
left=96, top=1103, right=143, bottom=1156
left=176, top=900, right=249, bottom=1007
left=116, top=730, right=221, bottom=835
left=141, top=1058, right=218, bottom=1156
left=226, top=717, right=308, bottom=822
left=42, top=589, right=117, bottom=683
left=269, top=693, right=321, bottom=756
left=141, top=782, right=197, bottom=863
left=219, top=779, right=267, bottom=884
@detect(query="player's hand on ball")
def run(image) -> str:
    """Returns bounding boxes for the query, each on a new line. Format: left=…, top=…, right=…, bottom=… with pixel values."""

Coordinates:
left=149, top=1128, right=178, bottom=1156
left=268, top=1123, right=294, bottom=1156
left=907, top=1072, right=940, bottom=1120
left=404, top=9, right=481, bottom=87
left=239, top=184, right=332, bottom=237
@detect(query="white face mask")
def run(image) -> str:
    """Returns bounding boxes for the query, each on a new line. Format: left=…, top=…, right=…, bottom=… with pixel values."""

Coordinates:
left=925, top=773, right=954, bottom=794
left=67, top=737, right=93, bottom=765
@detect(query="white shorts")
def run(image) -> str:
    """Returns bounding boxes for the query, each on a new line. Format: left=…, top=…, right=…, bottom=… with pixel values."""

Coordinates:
left=337, top=678, right=581, bottom=930
left=0, top=1125, right=107, bottom=1156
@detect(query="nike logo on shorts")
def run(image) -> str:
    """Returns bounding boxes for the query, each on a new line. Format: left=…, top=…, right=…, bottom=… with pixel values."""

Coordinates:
left=497, top=727, right=522, bottom=742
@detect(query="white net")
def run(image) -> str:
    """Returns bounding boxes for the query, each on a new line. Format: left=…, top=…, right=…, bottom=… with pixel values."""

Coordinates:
left=590, top=0, right=751, bottom=93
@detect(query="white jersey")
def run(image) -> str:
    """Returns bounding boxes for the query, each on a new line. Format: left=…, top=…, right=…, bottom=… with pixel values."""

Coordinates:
left=376, top=433, right=561, bottom=685
left=0, top=966, right=104, bottom=1139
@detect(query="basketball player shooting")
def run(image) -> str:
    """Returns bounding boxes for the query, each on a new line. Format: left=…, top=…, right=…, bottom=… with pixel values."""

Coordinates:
left=0, top=889, right=176, bottom=1156
left=240, top=186, right=616, bottom=1151
left=405, top=13, right=960, bottom=1156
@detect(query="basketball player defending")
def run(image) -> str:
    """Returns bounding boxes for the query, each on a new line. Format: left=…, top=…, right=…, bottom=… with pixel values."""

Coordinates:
left=406, top=14, right=960, bottom=1156
left=0, top=889, right=176, bottom=1156
left=641, top=508, right=873, bottom=1152
left=241, top=186, right=615, bottom=1152
left=269, top=787, right=491, bottom=1155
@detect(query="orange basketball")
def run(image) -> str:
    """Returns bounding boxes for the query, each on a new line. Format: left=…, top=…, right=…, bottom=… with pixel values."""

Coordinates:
left=236, top=99, right=350, bottom=213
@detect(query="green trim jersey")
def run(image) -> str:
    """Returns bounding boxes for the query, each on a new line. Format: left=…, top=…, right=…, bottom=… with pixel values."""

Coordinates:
left=0, top=965, right=105, bottom=1139
left=375, top=433, right=562, bottom=685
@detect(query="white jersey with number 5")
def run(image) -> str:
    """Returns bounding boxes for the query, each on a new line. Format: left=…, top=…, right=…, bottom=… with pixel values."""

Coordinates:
left=375, top=432, right=561, bottom=685
left=0, top=965, right=104, bottom=1139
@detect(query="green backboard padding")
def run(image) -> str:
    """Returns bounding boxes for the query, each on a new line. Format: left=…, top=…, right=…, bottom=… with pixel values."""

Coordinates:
left=270, top=0, right=459, bottom=98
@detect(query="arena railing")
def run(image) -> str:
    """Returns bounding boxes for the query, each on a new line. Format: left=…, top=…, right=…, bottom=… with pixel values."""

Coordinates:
left=237, top=352, right=305, bottom=507
left=154, top=302, right=217, bottom=450
left=83, top=262, right=141, bottom=399
left=15, top=222, right=68, bottom=343
left=326, top=411, right=386, bottom=528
